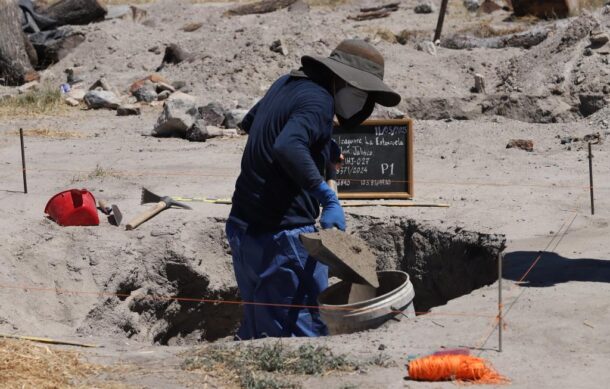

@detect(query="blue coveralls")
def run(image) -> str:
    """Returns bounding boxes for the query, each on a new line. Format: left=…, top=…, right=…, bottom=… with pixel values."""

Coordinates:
left=227, top=74, right=335, bottom=339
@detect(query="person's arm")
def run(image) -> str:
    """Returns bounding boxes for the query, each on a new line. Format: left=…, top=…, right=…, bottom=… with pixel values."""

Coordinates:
left=272, top=94, right=333, bottom=190
left=273, top=93, right=346, bottom=230
left=238, top=101, right=260, bottom=134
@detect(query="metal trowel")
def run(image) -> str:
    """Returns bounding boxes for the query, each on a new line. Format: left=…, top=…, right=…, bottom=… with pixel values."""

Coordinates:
left=300, top=229, right=380, bottom=302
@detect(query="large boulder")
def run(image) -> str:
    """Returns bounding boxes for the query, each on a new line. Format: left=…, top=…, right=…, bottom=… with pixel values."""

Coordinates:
left=223, top=109, right=248, bottom=129
left=152, top=92, right=199, bottom=137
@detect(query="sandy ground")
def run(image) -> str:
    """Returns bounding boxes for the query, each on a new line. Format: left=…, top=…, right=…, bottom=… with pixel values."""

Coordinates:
left=1, top=0, right=610, bottom=388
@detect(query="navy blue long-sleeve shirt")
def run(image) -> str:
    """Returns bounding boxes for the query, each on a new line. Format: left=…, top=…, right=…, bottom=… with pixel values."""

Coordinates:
left=229, top=75, right=334, bottom=232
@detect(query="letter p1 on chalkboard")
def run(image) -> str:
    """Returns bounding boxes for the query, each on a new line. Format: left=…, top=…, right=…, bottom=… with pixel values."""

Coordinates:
left=331, top=119, right=414, bottom=199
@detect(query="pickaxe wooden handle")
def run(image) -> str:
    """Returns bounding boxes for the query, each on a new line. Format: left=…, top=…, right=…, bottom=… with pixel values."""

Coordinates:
left=125, top=201, right=167, bottom=230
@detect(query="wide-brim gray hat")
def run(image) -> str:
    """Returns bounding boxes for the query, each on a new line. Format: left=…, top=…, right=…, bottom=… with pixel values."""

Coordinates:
left=301, top=39, right=401, bottom=107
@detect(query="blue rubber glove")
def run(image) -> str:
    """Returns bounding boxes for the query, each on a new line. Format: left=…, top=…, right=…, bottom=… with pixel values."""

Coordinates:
left=309, top=181, right=346, bottom=231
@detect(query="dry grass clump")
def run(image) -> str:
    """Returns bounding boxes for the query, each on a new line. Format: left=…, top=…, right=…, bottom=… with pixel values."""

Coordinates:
left=0, top=84, right=66, bottom=118
left=8, top=128, right=86, bottom=139
left=183, top=341, right=393, bottom=389
left=0, top=338, right=129, bottom=389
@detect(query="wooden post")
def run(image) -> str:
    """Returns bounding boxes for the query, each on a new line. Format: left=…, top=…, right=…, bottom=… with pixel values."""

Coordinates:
left=20, top=128, right=27, bottom=194
left=588, top=142, right=594, bottom=215
left=433, top=0, right=449, bottom=43
left=498, top=252, right=503, bottom=352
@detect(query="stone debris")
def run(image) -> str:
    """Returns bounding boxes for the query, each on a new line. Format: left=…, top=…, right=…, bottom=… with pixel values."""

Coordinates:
left=64, top=97, right=79, bottom=106
left=130, top=74, right=170, bottom=94
left=157, top=90, right=171, bottom=100
left=67, top=87, right=86, bottom=101
left=371, top=105, right=406, bottom=119
left=463, top=0, right=480, bottom=12
left=479, top=0, right=502, bottom=14
left=223, top=109, right=248, bottom=129
left=559, top=132, right=603, bottom=145
left=414, top=1, right=434, bottom=14
left=16, top=80, right=39, bottom=94
left=270, top=39, right=289, bottom=56
left=182, top=22, right=203, bottom=32
left=506, top=139, right=534, bottom=152
left=117, top=104, right=141, bottom=116
left=152, top=91, right=199, bottom=137
left=590, top=29, right=610, bottom=46
left=416, top=40, right=437, bottom=55
left=84, top=90, right=121, bottom=110
left=473, top=73, right=486, bottom=94
left=133, top=82, right=158, bottom=103
left=287, top=0, right=310, bottom=12
left=198, top=102, right=226, bottom=127
left=89, top=77, right=118, bottom=96
left=156, top=82, right=176, bottom=94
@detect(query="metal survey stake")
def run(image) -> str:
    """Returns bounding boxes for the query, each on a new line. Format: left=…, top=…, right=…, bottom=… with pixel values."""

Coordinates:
left=19, top=128, right=27, bottom=194
left=498, top=252, right=503, bottom=353
left=433, top=0, right=449, bottom=42
left=588, top=142, right=594, bottom=215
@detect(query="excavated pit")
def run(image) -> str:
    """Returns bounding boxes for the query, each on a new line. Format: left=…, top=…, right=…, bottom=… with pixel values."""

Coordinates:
left=76, top=216, right=504, bottom=344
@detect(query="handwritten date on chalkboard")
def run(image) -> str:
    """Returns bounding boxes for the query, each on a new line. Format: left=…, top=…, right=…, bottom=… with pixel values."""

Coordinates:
left=331, top=119, right=413, bottom=199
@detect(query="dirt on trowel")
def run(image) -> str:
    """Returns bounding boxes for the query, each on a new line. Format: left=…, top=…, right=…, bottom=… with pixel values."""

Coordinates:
left=300, top=229, right=379, bottom=289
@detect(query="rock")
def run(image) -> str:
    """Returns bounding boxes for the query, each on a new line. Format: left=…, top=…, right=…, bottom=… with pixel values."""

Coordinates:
left=288, top=0, right=310, bottom=12
left=512, top=0, right=576, bottom=18
left=17, top=81, right=39, bottom=94
left=198, top=102, right=226, bottom=127
left=479, top=0, right=502, bottom=13
left=89, top=77, right=117, bottom=94
left=590, top=32, right=610, bottom=46
left=414, top=1, right=434, bottom=14
left=270, top=39, right=288, bottom=56
left=185, top=119, right=207, bottom=142
left=416, top=41, right=437, bottom=55
left=152, top=92, right=199, bottom=137
left=133, top=83, right=158, bottom=103
left=157, top=44, right=193, bottom=71
left=105, top=5, right=131, bottom=20
left=65, top=67, right=84, bottom=84
left=506, top=139, right=534, bottom=152
left=172, top=81, right=187, bottom=90
left=117, top=104, right=141, bottom=116
left=473, top=74, right=486, bottom=94
left=579, top=94, right=608, bottom=117
left=155, top=82, right=176, bottom=94
left=182, top=22, right=203, bottom=32
left=463, top=0, right=480, bottom=11
left=148, top=46, right=161, bottom=54
left=223, top=109, right=248, bottom=129
left=130, top=74, right=170, bottom=94
left=371, top=105, right=406, bottom=119
left=222, top=129, right=239, bottom=137
left=64, top=97, right=79, bottom=106
left=157, top=90, right=171, bottom=100
left=67, top=88, right=86, bottom=101
left=84, top=90, right=121, bottom=110
left=130, top=5, right=148, bottom=23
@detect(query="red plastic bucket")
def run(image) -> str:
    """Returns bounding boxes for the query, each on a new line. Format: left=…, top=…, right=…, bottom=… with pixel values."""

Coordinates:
left=44, top=189, right=99, bottom=226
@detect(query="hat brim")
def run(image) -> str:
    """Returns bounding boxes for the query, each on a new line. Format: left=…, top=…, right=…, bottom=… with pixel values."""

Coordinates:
left=302, top=55, right=401, bottom=107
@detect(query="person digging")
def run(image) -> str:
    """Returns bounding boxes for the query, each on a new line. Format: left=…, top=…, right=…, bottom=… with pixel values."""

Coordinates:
left=226, top=39, right=401, bottom=339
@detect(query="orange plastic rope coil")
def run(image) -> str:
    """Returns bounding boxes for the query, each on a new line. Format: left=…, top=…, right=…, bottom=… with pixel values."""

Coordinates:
left=408, top=355, right=509, bottom=384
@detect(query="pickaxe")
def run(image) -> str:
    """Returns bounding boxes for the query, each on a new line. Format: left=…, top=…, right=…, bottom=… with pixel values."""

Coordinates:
left=125, top=188, right=192, bottom=230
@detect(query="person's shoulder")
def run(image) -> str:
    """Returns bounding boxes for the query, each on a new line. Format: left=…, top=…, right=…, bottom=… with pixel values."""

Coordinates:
left=292, top=78, right=333, bottom=105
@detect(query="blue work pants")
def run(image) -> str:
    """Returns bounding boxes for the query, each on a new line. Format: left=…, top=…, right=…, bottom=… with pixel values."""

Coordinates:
left=226, top=220, right=329, bottom=339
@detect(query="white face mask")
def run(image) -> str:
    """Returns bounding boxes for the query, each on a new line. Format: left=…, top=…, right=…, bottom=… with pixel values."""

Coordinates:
left=334, top=85, right=368, bottom=119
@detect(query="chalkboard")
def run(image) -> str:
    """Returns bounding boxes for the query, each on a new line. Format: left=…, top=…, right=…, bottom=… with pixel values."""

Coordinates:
left=331, top=119, right=413, bottom=199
